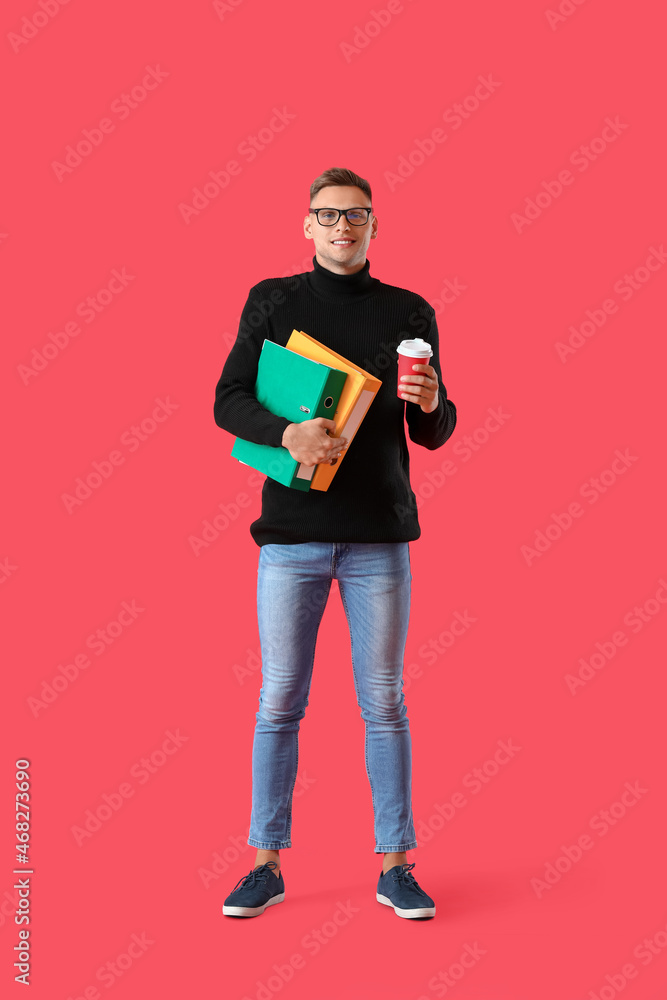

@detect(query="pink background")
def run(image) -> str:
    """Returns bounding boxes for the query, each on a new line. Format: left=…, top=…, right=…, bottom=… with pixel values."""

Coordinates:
left=3, top=1, right=666, bottom=997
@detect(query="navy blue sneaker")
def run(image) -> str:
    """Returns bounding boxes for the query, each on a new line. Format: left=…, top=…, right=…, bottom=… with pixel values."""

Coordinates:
left=376, top=862, right=436, bottom=918
left=222, top=861, right=285, bottom=917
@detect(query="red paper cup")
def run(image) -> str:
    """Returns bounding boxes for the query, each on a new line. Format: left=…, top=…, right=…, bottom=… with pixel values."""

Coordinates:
left=396, top=339, right=433, bottom=399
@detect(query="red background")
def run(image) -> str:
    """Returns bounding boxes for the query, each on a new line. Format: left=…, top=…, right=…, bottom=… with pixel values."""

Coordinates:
left=2, top=1, right=666, bottom=998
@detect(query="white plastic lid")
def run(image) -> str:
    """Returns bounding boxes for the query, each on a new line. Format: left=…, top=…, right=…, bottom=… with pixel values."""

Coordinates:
left=396, top=338, right=433, bottom=358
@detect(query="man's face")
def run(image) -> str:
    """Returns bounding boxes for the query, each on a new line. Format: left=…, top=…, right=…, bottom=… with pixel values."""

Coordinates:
left=304, top=185, right=377, bottom=274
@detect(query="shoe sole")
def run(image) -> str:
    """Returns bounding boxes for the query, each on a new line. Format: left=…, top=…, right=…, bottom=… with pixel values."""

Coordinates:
left=376, top=892, right=435, bottom=918
left=222, top=892, right=285, bottom=917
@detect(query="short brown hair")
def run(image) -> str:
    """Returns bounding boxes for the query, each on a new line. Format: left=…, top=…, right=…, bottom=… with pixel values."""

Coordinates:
left=309, top=167, right=372, bottom=204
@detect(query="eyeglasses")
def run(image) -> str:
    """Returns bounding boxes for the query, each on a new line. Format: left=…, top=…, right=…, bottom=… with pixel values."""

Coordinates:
left=309, top=207, right=372, bottom=226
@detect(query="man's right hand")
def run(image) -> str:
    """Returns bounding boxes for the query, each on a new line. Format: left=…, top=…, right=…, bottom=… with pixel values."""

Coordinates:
left=282, top=418, right=348, bottom=466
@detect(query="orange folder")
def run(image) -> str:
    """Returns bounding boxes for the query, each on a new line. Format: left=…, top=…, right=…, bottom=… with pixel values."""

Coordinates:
left=286, top=329, right=382, bottom=491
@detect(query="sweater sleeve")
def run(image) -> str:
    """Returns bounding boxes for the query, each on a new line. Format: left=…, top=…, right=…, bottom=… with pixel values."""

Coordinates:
left=213, top=286, right=292, bottom=448
left=405, top=307, right=457, bottom=450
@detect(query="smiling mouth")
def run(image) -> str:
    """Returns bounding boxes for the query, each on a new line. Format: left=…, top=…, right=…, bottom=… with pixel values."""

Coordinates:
left=331, top=239, right=355, bottom=245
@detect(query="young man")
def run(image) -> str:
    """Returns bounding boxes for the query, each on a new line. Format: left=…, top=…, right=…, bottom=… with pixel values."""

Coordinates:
left=214, top=167, right=456, bottom=919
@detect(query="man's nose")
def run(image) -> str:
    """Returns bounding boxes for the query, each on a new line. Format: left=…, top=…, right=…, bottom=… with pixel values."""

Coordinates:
left=335, top=215, right=351, bottom=231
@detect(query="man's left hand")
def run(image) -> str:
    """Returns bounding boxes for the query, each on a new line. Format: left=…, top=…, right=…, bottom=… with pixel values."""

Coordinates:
left=399, top=364, right=439, bottom=413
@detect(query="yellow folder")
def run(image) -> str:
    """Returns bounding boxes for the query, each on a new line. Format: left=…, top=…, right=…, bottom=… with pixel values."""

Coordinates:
left=286, top=329, right=382, bottom=491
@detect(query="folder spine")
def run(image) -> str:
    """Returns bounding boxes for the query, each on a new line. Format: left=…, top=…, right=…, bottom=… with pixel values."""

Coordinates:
left=311, top=367, right=348, bottom=421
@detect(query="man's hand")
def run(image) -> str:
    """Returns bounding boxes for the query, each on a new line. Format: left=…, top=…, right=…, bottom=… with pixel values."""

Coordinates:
left=399, top=363, right=440, bottom=413
left=282, top=418, right=348, bottom=466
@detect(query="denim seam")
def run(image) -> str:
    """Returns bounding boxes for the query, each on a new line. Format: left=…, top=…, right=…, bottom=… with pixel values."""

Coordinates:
left=282, top=573, right=332, bottom=846
left=374, top=841, right=418, bottom=853
left=338, top=582, right=379, bottom=840
left=284, top=730, right=298, bottom=844
left=282, top=577, right=332, bottom=843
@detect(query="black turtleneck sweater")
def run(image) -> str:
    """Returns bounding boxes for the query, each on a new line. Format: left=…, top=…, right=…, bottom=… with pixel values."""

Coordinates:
left=213, top=255, right=457, bottom=546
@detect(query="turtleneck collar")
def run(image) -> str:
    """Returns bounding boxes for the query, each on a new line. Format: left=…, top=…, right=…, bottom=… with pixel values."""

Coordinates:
left=306, top=255, right=377, bottom=301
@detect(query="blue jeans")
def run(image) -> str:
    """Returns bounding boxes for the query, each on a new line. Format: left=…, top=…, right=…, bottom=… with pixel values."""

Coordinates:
left=248, top=541, right=417, bottom=854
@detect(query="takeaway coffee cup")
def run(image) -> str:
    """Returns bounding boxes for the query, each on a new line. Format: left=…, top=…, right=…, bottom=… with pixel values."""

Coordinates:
left=396, top=338, right=433, bottom=399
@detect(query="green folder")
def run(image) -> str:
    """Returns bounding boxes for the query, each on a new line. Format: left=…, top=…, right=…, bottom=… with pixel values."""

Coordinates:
left=231, top=339, right=348, bottom=490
